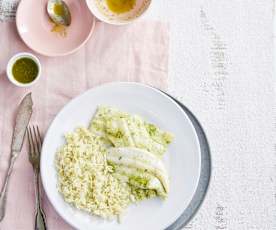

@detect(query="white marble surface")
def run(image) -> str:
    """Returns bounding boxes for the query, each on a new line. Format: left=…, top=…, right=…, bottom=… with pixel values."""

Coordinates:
left=146, top=1, right=276, bottom=229
left=1, top=0, right=276, bottom=229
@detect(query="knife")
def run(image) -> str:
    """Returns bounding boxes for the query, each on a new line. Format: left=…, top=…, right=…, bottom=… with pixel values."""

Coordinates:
left=0, top=93, right=33, bottom=221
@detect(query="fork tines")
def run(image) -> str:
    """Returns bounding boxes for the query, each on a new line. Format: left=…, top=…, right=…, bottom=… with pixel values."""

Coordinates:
left=27, top=125, right=42, bottom=168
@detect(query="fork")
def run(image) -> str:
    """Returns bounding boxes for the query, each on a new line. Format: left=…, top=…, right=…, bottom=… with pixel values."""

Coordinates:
left=27, top=126, right=47, bottom=230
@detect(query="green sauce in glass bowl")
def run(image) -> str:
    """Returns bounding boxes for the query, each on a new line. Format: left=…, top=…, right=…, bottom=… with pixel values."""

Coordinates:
left=12, top=57, right=39, bottom=84
left=6, top=52, right=41, bottom=87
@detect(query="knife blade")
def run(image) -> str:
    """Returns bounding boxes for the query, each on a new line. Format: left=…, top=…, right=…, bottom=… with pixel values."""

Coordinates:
left=0, top=93, right=33, bottom=221
left=11, top=92, right=33, bottom=154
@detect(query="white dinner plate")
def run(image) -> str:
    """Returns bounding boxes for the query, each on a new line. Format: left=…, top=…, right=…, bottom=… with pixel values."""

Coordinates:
left=41, top=82, right=201, bottom=230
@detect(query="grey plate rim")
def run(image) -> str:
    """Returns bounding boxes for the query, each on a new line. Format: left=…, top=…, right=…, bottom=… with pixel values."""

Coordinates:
left=158, top=91, right=212, bottom=230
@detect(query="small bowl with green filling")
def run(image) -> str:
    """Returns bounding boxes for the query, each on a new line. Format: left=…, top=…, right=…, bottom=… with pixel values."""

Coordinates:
left=6, top=52, right=41, bottom=87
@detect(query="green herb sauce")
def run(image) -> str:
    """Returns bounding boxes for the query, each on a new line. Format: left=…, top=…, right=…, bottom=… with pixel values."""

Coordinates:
left=12, top=58, right=38, bottom=84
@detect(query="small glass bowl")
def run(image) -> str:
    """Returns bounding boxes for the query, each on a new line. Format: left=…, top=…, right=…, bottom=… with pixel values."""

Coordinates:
left=86, top=0, right=152, bottom=25
left=6, top=52, right=41, bottom=87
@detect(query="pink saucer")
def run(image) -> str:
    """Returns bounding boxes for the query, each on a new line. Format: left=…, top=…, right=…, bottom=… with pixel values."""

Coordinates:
left=16, top=0, right=96, bottom=56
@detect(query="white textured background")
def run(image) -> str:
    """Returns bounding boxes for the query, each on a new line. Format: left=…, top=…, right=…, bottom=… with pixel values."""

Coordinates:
left=145, top=1, right=276, bottom=229
left=1, top=0, right=276, bottom=229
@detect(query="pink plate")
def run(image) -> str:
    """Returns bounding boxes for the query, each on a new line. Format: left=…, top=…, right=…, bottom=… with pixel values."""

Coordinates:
left=16, top=0, right=96, bottom=56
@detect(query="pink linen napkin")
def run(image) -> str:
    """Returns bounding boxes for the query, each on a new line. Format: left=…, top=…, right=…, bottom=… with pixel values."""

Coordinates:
left=0, top=21, right=169, bottom=229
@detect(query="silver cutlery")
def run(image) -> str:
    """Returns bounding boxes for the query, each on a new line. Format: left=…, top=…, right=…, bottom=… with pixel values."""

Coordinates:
left=47, top=0, right=71, bottom=26
left=27, top=126, right=47, bottom=230
left=0, top=93, right=33, bottom=221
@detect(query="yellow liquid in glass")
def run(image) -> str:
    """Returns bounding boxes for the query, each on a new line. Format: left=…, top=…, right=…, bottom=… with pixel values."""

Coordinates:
left=106, top=0, right=136, bottom=14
